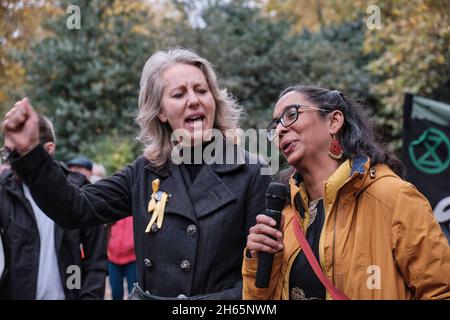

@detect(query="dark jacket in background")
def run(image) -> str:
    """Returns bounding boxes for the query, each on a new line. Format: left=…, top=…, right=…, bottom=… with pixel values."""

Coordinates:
left=0, top=164, right=108, bottom=300
left=10, top=143, right=272, bottom=299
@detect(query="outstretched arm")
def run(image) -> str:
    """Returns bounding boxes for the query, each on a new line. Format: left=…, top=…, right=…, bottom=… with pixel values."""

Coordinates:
left=3, top=98, right=132, bottom=229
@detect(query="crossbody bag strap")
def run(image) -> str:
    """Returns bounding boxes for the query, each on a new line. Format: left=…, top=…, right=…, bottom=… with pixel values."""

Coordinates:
left=292, top=215, right=349, bottom=300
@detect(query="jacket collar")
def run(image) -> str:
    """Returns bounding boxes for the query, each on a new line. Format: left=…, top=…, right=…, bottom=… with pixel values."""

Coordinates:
left=143, top=158, right=245, bottom=178
left=289, top=156, right=369, bottom=210
left=0, top=170, right=26, bottom=200
left=350, top=156, right=367, bottom=175
left=290, top=156, right=366, bottom=185
left=289, top=156, right=399, bottom=211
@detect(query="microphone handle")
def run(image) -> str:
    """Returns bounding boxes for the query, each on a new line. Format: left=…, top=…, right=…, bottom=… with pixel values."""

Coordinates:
left=255, top=208, right=282, bottom=288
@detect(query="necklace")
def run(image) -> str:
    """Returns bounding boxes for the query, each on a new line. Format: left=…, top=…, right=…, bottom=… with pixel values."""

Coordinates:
left=308, top=198, right=322, bottom=227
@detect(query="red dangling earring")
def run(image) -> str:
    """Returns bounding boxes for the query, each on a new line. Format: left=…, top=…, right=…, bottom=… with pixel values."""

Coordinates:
left=329, top=134, right=343, bottom=160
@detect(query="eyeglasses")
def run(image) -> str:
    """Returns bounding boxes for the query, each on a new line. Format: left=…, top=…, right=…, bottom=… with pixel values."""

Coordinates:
left=266, top=104, right=327, bottom=141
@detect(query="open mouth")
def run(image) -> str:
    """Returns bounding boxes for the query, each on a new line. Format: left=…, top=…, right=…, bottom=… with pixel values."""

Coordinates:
left=281, top=140, right=296, bottom=153
left=185, top=114, right=205, bottom=128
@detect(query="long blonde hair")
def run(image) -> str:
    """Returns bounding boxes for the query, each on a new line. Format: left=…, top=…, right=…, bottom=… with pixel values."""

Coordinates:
left=137, top=48, right=243, bottom=167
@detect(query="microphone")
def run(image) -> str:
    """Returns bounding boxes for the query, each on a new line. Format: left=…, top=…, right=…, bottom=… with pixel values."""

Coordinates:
left=255, top=182, right=288, bottom=288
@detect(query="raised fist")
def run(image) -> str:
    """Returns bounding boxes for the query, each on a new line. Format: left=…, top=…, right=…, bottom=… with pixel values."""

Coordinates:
left=2, top=98, right=40, bottom=155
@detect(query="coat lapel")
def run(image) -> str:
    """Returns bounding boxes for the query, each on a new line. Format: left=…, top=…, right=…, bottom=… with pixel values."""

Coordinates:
left=143, top=142, right=245, bottom=222
left=187, top=164, right=237, bottom=219
left=186, top=142, right=245, bottom=219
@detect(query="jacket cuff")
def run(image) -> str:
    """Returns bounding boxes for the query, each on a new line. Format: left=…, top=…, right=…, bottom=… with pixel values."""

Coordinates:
left=242, top=248, right=284, bottom=275
left=242, top=248, right=284, bottom=300
left=242, top=248, right=258, bottom=274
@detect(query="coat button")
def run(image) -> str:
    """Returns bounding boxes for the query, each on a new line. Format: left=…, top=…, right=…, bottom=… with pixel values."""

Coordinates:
left=144, top=258, right=153, bottom=268
left=150, top=223, right=159, bottom=234
left=186, top=224, right=197, bottom=236
left=180, top=260, right=192, bottom=272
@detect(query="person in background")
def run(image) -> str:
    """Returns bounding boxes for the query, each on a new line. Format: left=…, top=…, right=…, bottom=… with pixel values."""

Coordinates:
left=87, top=162, right=134, bottom=299
left=107, top=216, right=136, bottom=300
left=243, top=85, right=450, bottom=300
left=91, top=163, right=106, bottom=183
left=67, top=156, right=93, bottom=182
left=0, top=115, right=107, bottom=299
left=0, top=141, right=9, bottom=287
left=0, top=229, right=4, bottom=287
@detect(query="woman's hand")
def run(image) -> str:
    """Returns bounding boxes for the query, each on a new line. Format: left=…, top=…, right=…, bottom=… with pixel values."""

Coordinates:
left=2, top=98, right=40, bottom=155
left=247, top=213, right=285, bottom=258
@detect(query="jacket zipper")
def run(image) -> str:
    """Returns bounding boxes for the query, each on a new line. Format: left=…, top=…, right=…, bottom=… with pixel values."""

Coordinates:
left=331, top=194, right=340, bottom=285
left=318, top=183, right=332, bottom=299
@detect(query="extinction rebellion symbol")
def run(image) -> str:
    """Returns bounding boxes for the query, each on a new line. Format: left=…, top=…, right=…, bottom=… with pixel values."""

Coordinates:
left=409, top=128, right=450, bottom=174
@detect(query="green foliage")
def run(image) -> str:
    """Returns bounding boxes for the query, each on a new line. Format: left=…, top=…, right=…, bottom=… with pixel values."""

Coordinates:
left=164, top=1, right=373, bottom=129
left=23, top=0, right=155, bottom=159
left=0, top=0, right=57, bottom=115
left=11, top=0, right=447, bottom=161
left=78, top=130, right=139, bottom=175
left=265, top=0, right=368, bottom=32
left=364, top=0, right=450, bottom=150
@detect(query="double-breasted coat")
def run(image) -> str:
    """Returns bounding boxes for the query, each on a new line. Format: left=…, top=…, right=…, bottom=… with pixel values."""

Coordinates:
left=10, top=142, right=272, bottom=299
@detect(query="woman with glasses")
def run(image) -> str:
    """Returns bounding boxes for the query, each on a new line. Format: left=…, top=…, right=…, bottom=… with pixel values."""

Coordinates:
left=242, top=85, right=450, bottom=300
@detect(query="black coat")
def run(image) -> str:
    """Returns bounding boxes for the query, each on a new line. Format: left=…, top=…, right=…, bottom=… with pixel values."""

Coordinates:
left=0, top=164, right=108, bottom=300
left=11, top=143, right=272, bottom=299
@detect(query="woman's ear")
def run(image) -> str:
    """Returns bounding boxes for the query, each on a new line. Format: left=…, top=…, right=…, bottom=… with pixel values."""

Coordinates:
left=329, top=110, right=344, bottom=135
left=157, top=110, right=168, bottom=123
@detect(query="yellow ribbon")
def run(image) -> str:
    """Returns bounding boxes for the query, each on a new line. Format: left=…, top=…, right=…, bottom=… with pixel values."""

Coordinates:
left=145, top=179, right=169, bottom=233
left=147, top=179, right=159, bottom=213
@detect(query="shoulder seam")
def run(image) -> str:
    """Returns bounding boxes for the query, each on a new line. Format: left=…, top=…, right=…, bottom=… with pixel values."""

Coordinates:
left=361, top=179, right=403, bottom=212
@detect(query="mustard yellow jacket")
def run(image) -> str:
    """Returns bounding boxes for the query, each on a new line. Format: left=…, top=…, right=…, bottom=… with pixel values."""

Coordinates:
left=243, top=157, right=450, bottom=299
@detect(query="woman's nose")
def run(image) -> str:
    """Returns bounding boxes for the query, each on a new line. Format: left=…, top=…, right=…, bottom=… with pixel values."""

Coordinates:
left=186, top=89, right=200, bottom=107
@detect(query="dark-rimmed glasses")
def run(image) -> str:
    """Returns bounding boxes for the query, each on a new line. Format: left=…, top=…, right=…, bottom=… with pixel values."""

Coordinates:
left=266, top=104, right=327, bottom=141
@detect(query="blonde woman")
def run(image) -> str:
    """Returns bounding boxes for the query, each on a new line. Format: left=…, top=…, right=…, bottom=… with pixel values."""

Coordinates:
left=3, top=48, right=272, bottom=299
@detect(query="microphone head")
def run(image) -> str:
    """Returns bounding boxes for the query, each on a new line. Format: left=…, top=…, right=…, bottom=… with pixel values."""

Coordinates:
left=265, top=182, right=288, bottom=211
